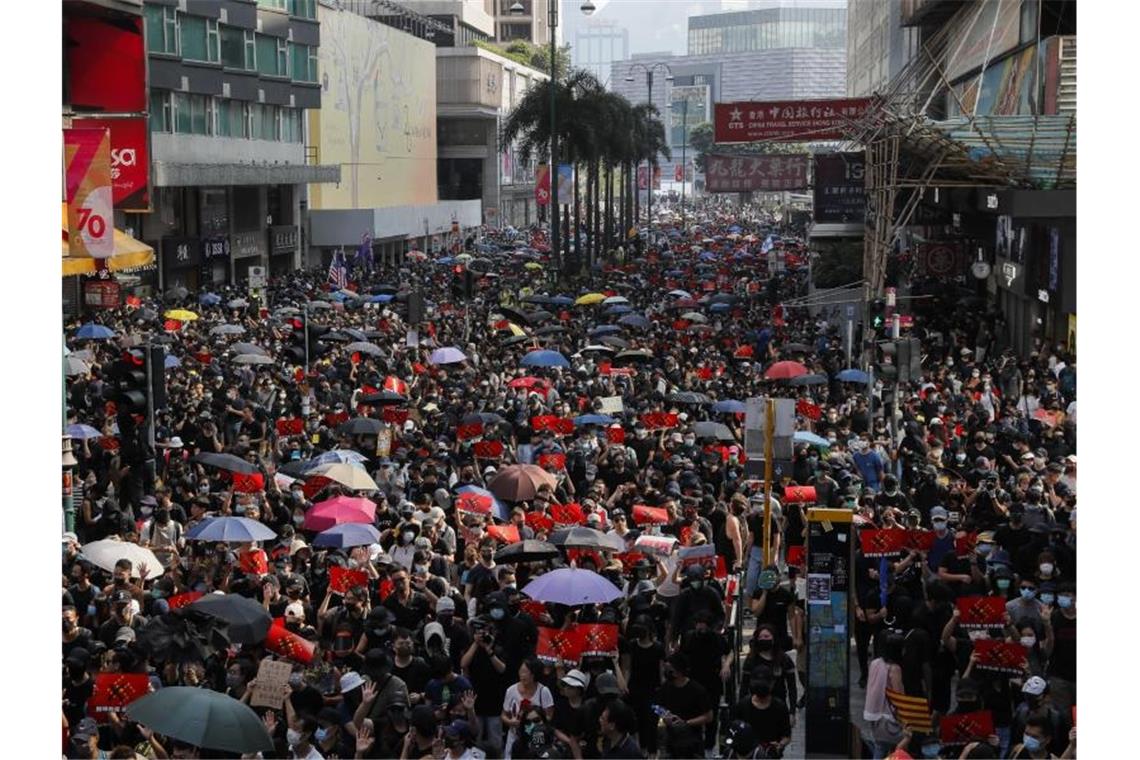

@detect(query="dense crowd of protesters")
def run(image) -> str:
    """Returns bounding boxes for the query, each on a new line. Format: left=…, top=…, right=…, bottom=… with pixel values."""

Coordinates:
left=62, top=202, right=1075, bottom=759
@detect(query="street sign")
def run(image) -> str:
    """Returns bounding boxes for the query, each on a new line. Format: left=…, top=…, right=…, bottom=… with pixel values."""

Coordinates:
left=248, top=266, right=266, bottom=290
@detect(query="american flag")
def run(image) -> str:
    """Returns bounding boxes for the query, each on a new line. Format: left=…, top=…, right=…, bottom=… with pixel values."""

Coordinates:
left=328, top=249, right=348, bottom=288
left=885, top=689, right=934, bottom=733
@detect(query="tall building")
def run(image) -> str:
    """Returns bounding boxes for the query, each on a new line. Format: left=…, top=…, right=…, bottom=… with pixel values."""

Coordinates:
left=138, top=0, right=339, bottom=289
left=846, top=0, right=918, bottom=96
left=688, top=1, right=847, bottom=56
left=493, top=0, right=551, bottom=45
left=365, top=0, right=496, bottom=46
left=573, top=19, right=629, bottom=85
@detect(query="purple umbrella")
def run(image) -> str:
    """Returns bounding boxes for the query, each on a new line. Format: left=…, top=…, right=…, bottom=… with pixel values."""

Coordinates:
left=430, top=346, right=467, bottom=365
left=520, top=567, right=624, bottom=606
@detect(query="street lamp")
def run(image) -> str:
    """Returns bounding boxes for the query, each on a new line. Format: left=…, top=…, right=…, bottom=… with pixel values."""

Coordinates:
left=671, top=96, right=689, bottom=229
left=581, top=0, right=596, bottom=14
left=624, top=61, right=672, bottom=233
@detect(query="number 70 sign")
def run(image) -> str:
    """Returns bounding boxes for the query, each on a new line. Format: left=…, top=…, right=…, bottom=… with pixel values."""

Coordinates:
left=64, top=128, right=115, bottom=259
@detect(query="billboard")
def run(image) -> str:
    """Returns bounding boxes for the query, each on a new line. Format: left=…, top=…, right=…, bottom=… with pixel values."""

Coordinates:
left=705, top=155, right=809, bottom=193
left=71, top=116, right=150, bottom=211
left=64, top=128, right=114, bottom=259
left=714, top=98, right=872, bottom=143
left=813, top=153, right=866, bottom=223
left=310, top=7, right=437, bottom=210
left=943, top=0, right=1022, bottom=83
left=65, top=12, right=146, bottom=113
left=669, top=85, right=709, bottom=149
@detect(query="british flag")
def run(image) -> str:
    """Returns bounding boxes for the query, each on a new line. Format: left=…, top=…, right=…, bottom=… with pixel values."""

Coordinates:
left=328, top=249, right=348, bottom=289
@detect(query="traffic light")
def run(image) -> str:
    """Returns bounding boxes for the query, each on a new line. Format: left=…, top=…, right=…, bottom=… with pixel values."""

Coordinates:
left=287, top=314, right=328, bottom=364
left=870, top=298, right=886, bottom=329
left=463, top=268, right=477, bottom=299
left=895, top=338, right=922, bottom=385
left=106, top=348, right=149, bottom=415
left=450, top=265, right=465, bottom=302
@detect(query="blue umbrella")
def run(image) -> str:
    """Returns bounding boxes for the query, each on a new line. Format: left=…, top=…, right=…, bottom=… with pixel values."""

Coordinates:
left=666, top=269, right=685, bottom=277
left=521, top=349, right=570, bottom=369
left=313, top=523, right=382, bottom=549
left=711, top=400, right=746, bottom=414
left=430, top=346, right=467, bottom=365
left=66, top=424, right=103, bottom=440
left=574, top=414, right=615, bottom=427
left=369, top=294, right=394, bottom=303
left=618, top=314, right=650, bottom=329
left=603, top=305, right=633, bottom=316
left=548, top=295, right=575, bottom=306
left=75, top=323, right=115, bottom=340
left=164, top=354, right=182, bottom=369
left=435, top=256, right=455, bottom=265
left=456, top=485, right=509, bottom=521
left=589, top=325, right=623, bottom=336
left=309, top=450, right=369, bottom=467
left=709, top=302, right=731, bottom=313
left=837, top=368, right=870, bottom=384
left=728, top=225, right=742, bottom=233
left=520, top=567, right=623, bottom=605
left=699, top=251, right=717, bottom=261
left=794, top=431, right=831, bottom=448
left=186, top=517, right=278, bottom=543
left=198, top=293, right=222, bottom=306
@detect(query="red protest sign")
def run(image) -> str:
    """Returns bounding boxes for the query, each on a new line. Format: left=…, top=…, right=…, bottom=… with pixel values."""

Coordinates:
left=276, top=418, right=304, bottom=436
left=265, top=620, right=315, bottom=664
left=487, top=524, right=520, bottom=544
left=329, top=566, right=369, bottom=594
left=238, top=549, right=268, bottom=576
left=786, top=545, right=806, bottom=567
left=905, top=529, right=936, bottom=552
left=940, top=710, right=995, bottom=745
left=167, top=591, right=204, bottom=610
left=640, top=412, right=679, bottom=430
left=457, top=422, right=484, bottom=441
left=532, top=415, right=560, bottom=432
left=577, top=623, right=619, bottom=658
left=536, top=626, right=581, bottom=666
left=383, top=408, right=409, bottom=426
left=783, top=485, right=817, bottom=504
left=525, top=511, right=554, bottom=534
left=231, top=472, right=265, bottom=494
left=519, top=599, right=548, bottom=621
left=554, top=417, right=575, bottom=436
left=538, top=452, right=567, bottom=470
left=972, top=640, right=1027, bottom=673
left=859, top=528, right=908, bottom=557
left=551, top=502, right=586, bottom=526
left=955, top=531, right=978, bottom=557
left=955, top=596, right=1006, bottom=628
left=456, top=491, right=494, bottom=516
left=88, top=673, right=150, bottom=721
left=632, top=505, right=669, bottom=526
left=473, top=440, right=504, bottom=459
left=606, top=426, right=626, bottom=444
left=796, top=398, right=822, bottom=420
left=325, top=411, right=349, bottom=428
left=301, top=476, right=331, bottom=501
left=697, top=366, right=713, bottom=380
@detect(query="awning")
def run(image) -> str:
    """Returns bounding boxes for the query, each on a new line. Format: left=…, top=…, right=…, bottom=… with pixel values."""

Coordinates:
left=61, top=203, right=155, bottom=276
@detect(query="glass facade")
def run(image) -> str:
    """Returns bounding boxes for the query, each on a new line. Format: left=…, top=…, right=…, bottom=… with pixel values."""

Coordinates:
left=688, top=7, right=846, bottom=55
left=149, top=91, right=302, bottom=143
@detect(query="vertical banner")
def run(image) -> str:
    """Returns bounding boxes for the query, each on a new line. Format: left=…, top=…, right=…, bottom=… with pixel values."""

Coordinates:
left=535, top=163, right=551, bottom=206
left=556, top=164, right=573, bottom=205
left=652, top=166, right=662, bottom=189
left=64, top=128, right=114, bottom=259
left=805, top=508, right=853, bottom=757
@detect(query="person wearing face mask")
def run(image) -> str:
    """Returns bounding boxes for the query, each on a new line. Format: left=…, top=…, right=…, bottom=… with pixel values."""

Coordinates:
left=732, top=675, right=791, bottom=759
left=63, top=647, right=94, bottom=728
left=319, top=585, right=369, bottom=651
left=390, top=517, right=421, bottom=572
left=464, top=538, right=500, bottom=602
left=392, top=628, right=432, bottom=706
left=668, top=565, right=725, bottom=649
left=1041, top=583, right=1076, bottom=717
left=285, top=713, right=322, bottom=760
left=925, top=506, right=956, bottom=574
left=1009, top=712, right=1072, bottom=760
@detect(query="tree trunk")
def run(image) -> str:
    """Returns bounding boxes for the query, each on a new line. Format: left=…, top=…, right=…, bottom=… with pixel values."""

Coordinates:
left=593, top=162, right=601, bottom=273
left=605, top=163, right=613, bottom=256
left=573, top=157, right=582, bottom=277
left=584, top=162, right=593, bottom=273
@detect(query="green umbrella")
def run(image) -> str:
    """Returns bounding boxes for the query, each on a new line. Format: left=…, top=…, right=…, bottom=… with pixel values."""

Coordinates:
left=126, top=687, right=274, bottom=754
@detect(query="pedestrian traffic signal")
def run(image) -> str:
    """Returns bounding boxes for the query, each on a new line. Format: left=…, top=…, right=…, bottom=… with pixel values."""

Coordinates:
left=450, top=265, right=477, bottom=301
left=463, top=269, right=477, bottom=299
left=287, top=315, right=329, bottom=363
left=870, top=298, right=886, bottom=329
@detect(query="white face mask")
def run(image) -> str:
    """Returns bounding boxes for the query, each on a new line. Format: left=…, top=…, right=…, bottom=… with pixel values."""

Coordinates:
left=287, top=728, right=303, bottom=747
left=1020, top=636, right=1036, bottom=649
left=1039, top=563, right=1054, bottom=576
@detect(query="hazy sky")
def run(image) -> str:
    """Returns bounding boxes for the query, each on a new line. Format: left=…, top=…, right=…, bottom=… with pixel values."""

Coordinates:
left=562, top=0, right=768, bottom=57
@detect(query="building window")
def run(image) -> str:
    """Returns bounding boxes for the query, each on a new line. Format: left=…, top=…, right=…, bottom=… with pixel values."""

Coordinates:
left=144, top=5, right=178, bottom=55
left=149, top=91, right=171, bottom=132
left=257, top=0, right=287, bottom=9
left=219, top=24, right=255, bottom=70
left=217, top=98, right=247, bottom=138
left=171, top=92, right=212, bottom=135
left=173, top=92, right=191, bottom=133
left=280, top=107, right=302, bottom=142
left=256, top=33, right=285, bottom=76
left=289, top=0, right=317, bottom=19
left=278, top=38, right=289, bottom=77
left=290, top=43, right=317, bottom=82
left=251, top=104, right=277, bottom=141
left=179, top=15, right=219, bottom=63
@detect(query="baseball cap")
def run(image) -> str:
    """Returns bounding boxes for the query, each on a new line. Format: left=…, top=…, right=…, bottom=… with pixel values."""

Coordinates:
left=560, top=669, right=590, bottom=690
left=110, top=589, right=133, bottom=605
left=340, top=671, right=365, bottom=693
left=930, top=506, right=949, bottom=521
left=436, top=596, right=456, bottom=614
left=594, top=672, right=621, bottom=695
left=1022, top=676, right=1048, bottom=696
left=71, top=717, right=99, bottom=742
left=443, top=719, right=473, bottom=741
left=114, top=626, right=136, bottom=644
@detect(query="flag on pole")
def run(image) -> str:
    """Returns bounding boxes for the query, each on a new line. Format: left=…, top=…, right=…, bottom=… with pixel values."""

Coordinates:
left=885, top=689, right=934, bottom=733
left=328, top=249, right=348, bottom=289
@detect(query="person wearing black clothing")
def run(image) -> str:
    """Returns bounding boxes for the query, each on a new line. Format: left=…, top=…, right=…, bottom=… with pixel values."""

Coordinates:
left=620, top=617, right=666, bottom=755
left=741, top=625, right=797, bottom=710
left=750, top=571, right=795, bottom=655
left=668, top=565, right=724, bottom=647
left=853, top=554, right=886, bottom=688
left=653, top=653, right=713, bottom=759
left=599, top=699, right=643, bottom=759
left=679, top=612, right=732, bottom=754
left=391, top=628, right=432, bottom=705
left=733, top=677, right=791, bottom=757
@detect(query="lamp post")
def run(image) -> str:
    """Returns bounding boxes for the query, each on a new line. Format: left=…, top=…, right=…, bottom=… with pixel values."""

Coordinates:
left=624, top=61, right=672, bottom=233
left=675, top=96, right=688, bottom=229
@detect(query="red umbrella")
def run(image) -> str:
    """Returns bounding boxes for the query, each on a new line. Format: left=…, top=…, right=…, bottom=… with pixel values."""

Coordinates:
left=302, top=496, right=376, bottom=532
left=508, top=376, right=549, bottom=390
left=764, top=360, right=809, bottom=380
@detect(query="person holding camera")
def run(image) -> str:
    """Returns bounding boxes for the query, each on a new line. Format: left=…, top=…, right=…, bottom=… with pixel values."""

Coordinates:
left=461, top=618, right=509, bottom=751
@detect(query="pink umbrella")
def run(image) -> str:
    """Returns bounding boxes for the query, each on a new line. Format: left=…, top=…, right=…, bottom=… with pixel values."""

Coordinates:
left=302, top=495, right=377, bottom=532
left=764, top=360, right=809, bottom=380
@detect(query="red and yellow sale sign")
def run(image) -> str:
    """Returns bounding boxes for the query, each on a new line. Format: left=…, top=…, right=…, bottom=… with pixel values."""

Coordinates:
left=64, top=128, right=114, bottom=259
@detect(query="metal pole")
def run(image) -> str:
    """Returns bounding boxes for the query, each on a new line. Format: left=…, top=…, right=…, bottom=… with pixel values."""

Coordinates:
left=303, top=303, right=310, bottom=373
left=890, top=315, right=901, bottom=442
left=145, top=343, right=156, bottom=452
left=680, top=98, right=687, bottom=228
left=646, top=71, right=654, bottom=231
left=762, top=398, right=775, bottom=567
left=549, top=2, right=560, bottom=279
left=63, top=335, right=75, bottom=533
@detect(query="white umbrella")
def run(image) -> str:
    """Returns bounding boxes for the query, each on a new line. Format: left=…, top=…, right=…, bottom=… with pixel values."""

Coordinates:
left=310, top=463, right=379, bottom=491
left=80, top=540, right=161, bottom=578
left=64, top=356, right=91, bottom=376
left=233, top=354, right=275, bottom=365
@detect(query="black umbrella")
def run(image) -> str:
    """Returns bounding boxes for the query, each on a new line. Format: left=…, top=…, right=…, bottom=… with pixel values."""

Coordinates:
left=127, top=688, right=274, bottom=754
left=462, top=412, right=503, bottom=426
left=599, top=335, right=631, bottom=349
left=549, top=526, right=626, bottom=552
left=781, top=343, right=813, bottom=354
left=187, top=594, right=273, bottom=644
left=535, top=325, right=566, bottom=336
left=525, top=310, right=554, bottom=323
left=494, top=539, right=561, bottom=564
left=371, top=284, right=400, bottom=294
left=191, top=452, right=259, bottom=475
left=339, top=417, right=384, bottom=436
left=667, top=391, right=712, bottom=405
left=693, top=421, right=735, bottom=441
left=322, top=331, right=352, bottom=342
left=522, top=295, right=554, bottom=306
left=358, top=391, right=407, bottom=406
left=496, top=307, right=530, bottom=324
left=501, top=335, right=533, bottom=347
left=788, top=373, right=828, bottom=387
left=163, top=286, right=189, bottom=303
left=614, top=349, right=654, bottom=364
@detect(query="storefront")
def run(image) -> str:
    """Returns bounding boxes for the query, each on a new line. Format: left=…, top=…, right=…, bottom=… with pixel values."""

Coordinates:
left=201, top=237, right=231, bottom=287
left=231, top=231, right=266, bottom=285
left=269, top=225, right=300, bottom=277
left=160, top=237, right=202, bottom=292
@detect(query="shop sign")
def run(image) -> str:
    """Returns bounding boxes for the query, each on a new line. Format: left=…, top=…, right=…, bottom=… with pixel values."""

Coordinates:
left=271, top=226, right=299, bottom=254
left=232, top=231, right=264, bottom=259
left=202, top=237, right=230, bottom=260
left=84, top=279, right=121, bottom=309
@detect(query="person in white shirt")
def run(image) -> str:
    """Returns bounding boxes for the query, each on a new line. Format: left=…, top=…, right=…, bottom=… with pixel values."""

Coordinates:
left=501, top=658, right=554, bottom=759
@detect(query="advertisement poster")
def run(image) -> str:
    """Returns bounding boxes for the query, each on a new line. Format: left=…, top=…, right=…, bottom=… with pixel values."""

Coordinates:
left=64, top=127, right=114, bottom=259
left=535, top=163, right=550, bottom=206
left=705, top=155, right=809, bottom=193
left=71, top=116, right=150, bottom=210
left=813, top=153, right=866, bottom=223
left=715, top=98, right=871, bottom=143
left=557, top=164, right=574, bottom=205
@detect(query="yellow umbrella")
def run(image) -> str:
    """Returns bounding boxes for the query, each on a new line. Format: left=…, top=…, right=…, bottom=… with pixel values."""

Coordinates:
left=164, top=309, right=199, bottom=322
left=524, top=262, right=543, bottom=271
left=508, top=323, right=527, bottom=337
left=575, top=293, right=606, bottom=306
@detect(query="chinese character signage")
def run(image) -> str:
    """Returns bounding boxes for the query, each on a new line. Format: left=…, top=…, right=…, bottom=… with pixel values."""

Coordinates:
left=714, top=98, right=873, bottom=143
left=705, top=155, right=809, bottom=193
left=813, top=153, right=866, bottom=223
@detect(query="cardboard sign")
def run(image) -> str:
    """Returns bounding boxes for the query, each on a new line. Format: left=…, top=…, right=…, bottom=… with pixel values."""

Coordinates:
left=456, top=491, right=493, bottom=516
left=375, top=427, right=392, bottom=458
left=87, top=673, right=150, bottom=721
left=249, top=657, right=295, bottom=709
left=634, top=534, right=678, bottom=556
left=939, top=710, right=995, bottom=745
left=329, top=566, right=369, bottom=594
left=955, top=596, right=1006, bottom=628
left=783, top=485, right=817, bottom=503
left=972, top=640, right=1027, bottom=673
left=679, top=543, right=717, bottom=572
left=598, top=396, right=624, bottom=414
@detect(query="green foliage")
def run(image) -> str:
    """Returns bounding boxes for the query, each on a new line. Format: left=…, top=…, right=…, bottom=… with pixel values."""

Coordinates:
left=688, top=119, right=810, bottom=174
left=475, top=39, right=571, bottom=78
